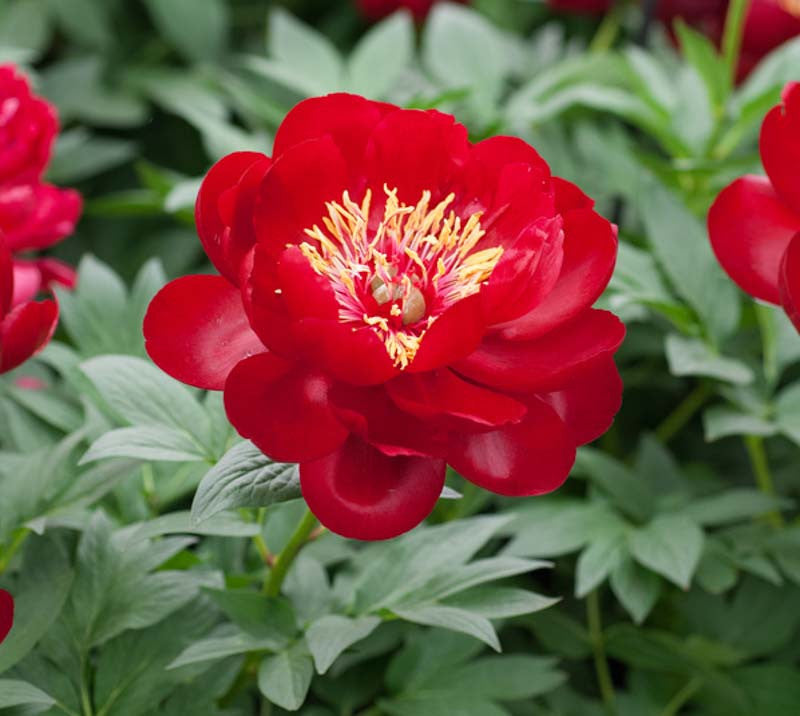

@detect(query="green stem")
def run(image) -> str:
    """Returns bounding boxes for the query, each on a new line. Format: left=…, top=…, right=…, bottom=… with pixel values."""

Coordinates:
left=589, top=3, right=624, bottom=53
left=659, top=676, right=703, bottom=716
left=655, top=384, right=711, bottom=445
left=264, top=509, right=318, bottom=597
left=80, top=657, right=94, bottom=716
left=744, top=436, right=784, bottom=528
left=721, top=0, right=751, bottom=83
left=0, top=528, right=30, bottom=575
left=587, top=590, right=616, bottom=715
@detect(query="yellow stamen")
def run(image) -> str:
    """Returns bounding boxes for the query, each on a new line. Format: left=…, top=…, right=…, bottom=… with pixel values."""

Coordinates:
left=298, top=187, right=503, bottom=369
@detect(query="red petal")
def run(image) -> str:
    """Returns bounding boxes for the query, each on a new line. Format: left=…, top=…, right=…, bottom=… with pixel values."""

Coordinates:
left=455, top=309, right=626, bottom=393
left=276, top=246, right=339, bottom=321
left=255, top=136, right=348, bottom=257
left=708, top=175, right=800, bottom=304
left=35, top=258, right=76, bottom=291
left=0, top=238, right=12, bottom=317
left=553, top=176, right=595, bottom=213
left=273, top=94, right=394, bottom=172
left=0, top=296, right=58, bottom=374
left=760, top=82, right=800, bottom=215
left=779, top=232, right=800, bottom=332
left=543, top=355, right=623, bottom=445
left=331, top=384, right=448, bottom=457
left=196, top=151, right=269, bottom=284
left=386, top=368, right=527, bottom=430
left=363, top=108, right=469, bottom=206
left=11, top=260, right=42, bottom=306
left=300, top=436, right=446, bottom=540
left=144, top=274, right=264, bottom=390
left=448, top=397, right=576, bottom=497
left=0, top=589, right=13, bottom=644
left=224, top=353, right=349, bottom=462
left=495, top=208, right=618, bottom=341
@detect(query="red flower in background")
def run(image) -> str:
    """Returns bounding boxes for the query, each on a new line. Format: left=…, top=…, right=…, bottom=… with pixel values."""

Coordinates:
left=145, top=94, right=624, bottom=540
left=357, top=0, right=466, bottom=22
left=0, top=589, right=13, bottom=644
left=548, top=0, right=800, bottom=80
left=0, top=64, right=81, bottom=302
left=0, top=236, right=57, bottom=374
left=709, top=83, right=800, bottom=331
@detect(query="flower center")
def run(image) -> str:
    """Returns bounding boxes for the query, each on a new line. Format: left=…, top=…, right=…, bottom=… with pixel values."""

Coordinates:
left=299, top=186, right=502, bottom=369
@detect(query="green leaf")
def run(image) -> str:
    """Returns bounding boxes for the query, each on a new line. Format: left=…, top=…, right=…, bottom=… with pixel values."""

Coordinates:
left=143, top=0, right=228, bottom=62
left=126, top=510, right=261, bottom=541
left=203, top=588, right=296, bottom=646
left=774, top=381, right=800, bottom=446
left=191, top=441, right=300, bottom=522
left=267, top=8, right=342, bottom=94
left=258, top=640, right=314, bottom=711
left=82, top=426, right=208, bottom=464
left=575, top=521, right=627, bottom=598
left=392, top=605, right=500, bottom=652
left=674, top=20, right=730, bottom=110
left=609, top=557, right=661, bottom=624
left=0, top=535, right=73, bottom=672
left=49, top=0, right=112, bottom=50
left=305, top=615, right=381, bottom=675
left=638, top=179, right=740, bottom=345
left=347, top=11, right=413, bottom=99
left=169, top=627, right=278, bottom=669
left=80, top=355, right=212, bottom=449
left=629, top=515, right=704, bottom=589
left=0, top=0, right=51, bottom=61
left=683, top=489, right=791, bottom=526
left=703, top=405, right=777, bottom=441
left=442, top=586, right=558, bottom=619
left=666, top=334, right=753, bottom=385
left=48, top=129, right=136, bottom=183
left=0, top=679, right=55, bottom=708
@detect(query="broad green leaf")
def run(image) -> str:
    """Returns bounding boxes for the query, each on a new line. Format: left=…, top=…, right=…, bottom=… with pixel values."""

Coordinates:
left=666, top=334, right=753, bottom=385
left=191, top=441, right=300, bottom=522
left=48, top=129, right=136, bottom=183
left=126, top=510, right=261, bottom=541
left=203, top=588, right=296, bottom=646
left=575, top=521, right=627, bottom=598
left=638, top=180, right=740, bottom=345
left=0, top=0, right=51, bottom=61
left=774, top=381, right=800, bottom=446
left=81, top=426, right=207, bottom=464
left=0, top=535, right=73, bottom=672
left=306, top=615, right=381, bottom=675
left=143, top=0, right=228, bottom=62
left=683, top=489, right=790, bottom=526
left=609, top=557, right=661, bottom=624
left=169, top=627, right=277, bottom=669
left=703, top=405, right=777, bottom=441
left=382, top=696, right=509, bottom=716
left=50, top=0, right=112, bottom=50
left=392, top=605, right=500, bottom=652
left=80, top=355, right=212, bottom=450
left=0, top=680, right=55, bottom=708
left=258, top=640, right=314, bottom=711
left=347, top=11, right=413, bottom=98
left=674, top=20, right=729, bottom=110
left=629, top=515, right=704, bottom=589
left=442, top=586, right=558, bottom=619
left=267, top=8, right=342, bottom=94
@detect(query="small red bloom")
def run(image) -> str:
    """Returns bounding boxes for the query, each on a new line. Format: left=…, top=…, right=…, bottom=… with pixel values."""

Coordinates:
left=0, top=589, right=13, bottom=644
left=357, top=0, right=466, bottom=22
left=145, top=94, right=624, bottom=540
left=0, top=236, right=58, bottom=374
left=709, top=83, right=800, bottom=331
left=0, top=64, right=81, bottom=301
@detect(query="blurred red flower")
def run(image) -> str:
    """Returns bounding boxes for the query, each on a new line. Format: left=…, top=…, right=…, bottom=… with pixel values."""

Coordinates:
left=709, top=82, right=800, bottom=330
left=548, top=0, right=800, bottom=80
left=357, top=0, right=466, bottom=22
left=0, top=589, right=12, bottom=644
left=0, top=236, right=57, bottom=374
left=0, top=64, right=81, bottom=302
left=145, top=94, right=624, bottom=540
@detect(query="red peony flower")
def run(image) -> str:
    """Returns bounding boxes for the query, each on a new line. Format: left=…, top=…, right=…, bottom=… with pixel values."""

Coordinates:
left=357, top=0, right=467, bottom=22
left=709, top=83, right=800, bottom=331
left=0, top=64, right=81, bottom=301
left=0, top=236, right=58, bottom=374
left=0, top=589, right=12, bottom=644
left=145, top=94, right=624, bottom=540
